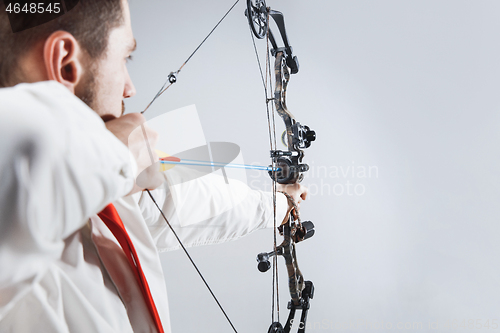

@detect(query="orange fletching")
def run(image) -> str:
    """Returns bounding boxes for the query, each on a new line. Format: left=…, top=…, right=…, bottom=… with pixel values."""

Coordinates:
left=160, top=156, right=181, bottom=162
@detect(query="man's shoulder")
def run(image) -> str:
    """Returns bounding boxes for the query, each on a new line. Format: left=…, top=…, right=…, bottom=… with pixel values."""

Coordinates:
left=0, top=80, right=103, bottom=131
left=1, top=80, right=71, bottom=102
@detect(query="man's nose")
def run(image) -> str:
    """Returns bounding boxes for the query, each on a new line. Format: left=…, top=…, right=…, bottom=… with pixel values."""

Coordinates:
left=124, top=71, right=136, bottom=98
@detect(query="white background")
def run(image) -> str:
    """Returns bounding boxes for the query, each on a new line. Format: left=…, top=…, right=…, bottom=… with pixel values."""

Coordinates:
left=126, top=1, right=500, bottom=332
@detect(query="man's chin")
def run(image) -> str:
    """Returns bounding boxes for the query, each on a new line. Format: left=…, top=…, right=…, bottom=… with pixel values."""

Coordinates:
left=78, top=94, right=124, bottom=121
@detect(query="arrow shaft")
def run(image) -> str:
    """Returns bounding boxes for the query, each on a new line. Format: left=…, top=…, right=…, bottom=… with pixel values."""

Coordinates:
left=160, top=160, right=279, bottom=172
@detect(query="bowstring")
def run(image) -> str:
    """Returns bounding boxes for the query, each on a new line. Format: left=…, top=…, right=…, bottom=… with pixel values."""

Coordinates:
left=145, top=190, right=238, bottom=333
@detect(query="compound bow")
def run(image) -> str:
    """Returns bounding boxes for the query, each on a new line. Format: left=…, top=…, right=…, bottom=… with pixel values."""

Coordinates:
left=142, top=1, right=317, bottom=332
left=245, top=1, right=316, bottom=332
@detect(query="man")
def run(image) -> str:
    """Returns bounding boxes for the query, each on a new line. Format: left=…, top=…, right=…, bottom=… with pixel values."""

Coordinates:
left=0, top=0, right=307, bottom=332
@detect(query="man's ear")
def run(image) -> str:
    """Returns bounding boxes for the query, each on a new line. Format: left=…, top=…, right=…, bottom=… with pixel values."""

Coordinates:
left=43, top=31, right=84, bottom=93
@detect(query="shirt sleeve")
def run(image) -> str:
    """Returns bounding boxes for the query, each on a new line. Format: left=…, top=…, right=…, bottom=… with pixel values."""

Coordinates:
left=137, top=166, right=289, bottom=252
left=0, top=82, right=135, bottom=270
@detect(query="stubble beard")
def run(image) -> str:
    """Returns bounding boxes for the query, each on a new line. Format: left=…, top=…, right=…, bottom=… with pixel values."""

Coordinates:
left=77, top=61, right=98, bottom=112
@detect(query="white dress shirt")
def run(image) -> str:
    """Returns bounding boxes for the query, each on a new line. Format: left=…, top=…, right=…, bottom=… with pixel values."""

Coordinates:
left=0, top=81, right=287, bottom=332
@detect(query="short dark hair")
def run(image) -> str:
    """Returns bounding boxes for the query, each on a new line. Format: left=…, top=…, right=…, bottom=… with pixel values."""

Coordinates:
left=0, top=0, right=124, bottom=87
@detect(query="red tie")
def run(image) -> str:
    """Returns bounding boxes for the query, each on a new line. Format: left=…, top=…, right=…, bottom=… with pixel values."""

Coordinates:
left=98, top=204, right=164, bottom=333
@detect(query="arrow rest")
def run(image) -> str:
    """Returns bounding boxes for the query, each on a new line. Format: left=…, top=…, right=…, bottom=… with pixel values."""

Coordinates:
left=268, top=156, right=308, bottom=184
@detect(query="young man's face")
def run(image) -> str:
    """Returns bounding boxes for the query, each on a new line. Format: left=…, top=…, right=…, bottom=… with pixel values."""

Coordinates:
left=78, top=0, right=136, bottom=119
